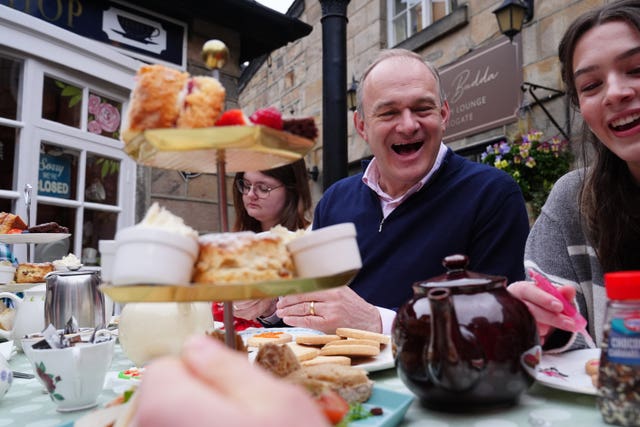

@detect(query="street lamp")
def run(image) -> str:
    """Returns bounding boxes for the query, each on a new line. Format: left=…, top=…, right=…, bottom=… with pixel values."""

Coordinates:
left=492, top=0, right=534, bottom=42
left=347, top=75, right=358, bottom=112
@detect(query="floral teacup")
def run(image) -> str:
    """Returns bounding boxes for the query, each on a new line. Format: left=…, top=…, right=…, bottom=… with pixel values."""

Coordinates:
left=0, top=354, right=12, bottom=400
left=24, top=338, right=115, bottom=412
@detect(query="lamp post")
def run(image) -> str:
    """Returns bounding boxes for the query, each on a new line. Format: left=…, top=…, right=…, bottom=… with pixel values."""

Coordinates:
left=492, top=0, right=534, bottom=42
left=347, top=75, right=358, bottom=112
left=320, top=0, right=351, bottom=191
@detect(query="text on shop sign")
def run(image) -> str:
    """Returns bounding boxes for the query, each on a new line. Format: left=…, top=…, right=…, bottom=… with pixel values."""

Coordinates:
left=39, top=154, right=71, bottom=198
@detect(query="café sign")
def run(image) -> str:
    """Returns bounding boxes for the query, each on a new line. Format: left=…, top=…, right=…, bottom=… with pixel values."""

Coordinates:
left=1, top=0, right=187, bottom=67
left=440, top=37, right=523, bottom=142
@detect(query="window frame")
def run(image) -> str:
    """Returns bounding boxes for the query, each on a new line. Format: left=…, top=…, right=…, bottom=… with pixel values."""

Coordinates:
left=387, top=0, right=453, bottom=47
left=0, top=5, right=139, bottom=263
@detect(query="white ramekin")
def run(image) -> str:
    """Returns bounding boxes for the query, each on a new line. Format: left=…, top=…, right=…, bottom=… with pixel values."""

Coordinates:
left=0, top=265, right=16, bottom=284
left=111, top=226, right=198, bottom=286
left=287, top=223, right=362, bottom=278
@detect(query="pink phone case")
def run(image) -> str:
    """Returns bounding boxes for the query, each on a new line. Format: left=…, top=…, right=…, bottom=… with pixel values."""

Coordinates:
left=529, top=269, right=587, bottom=331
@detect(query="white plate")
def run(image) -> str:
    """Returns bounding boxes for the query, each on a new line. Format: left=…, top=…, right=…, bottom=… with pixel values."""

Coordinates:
left=0, top=282, right=45, bottom=292
left=0, top=233, right=70, bottom=244
left=536, top=348, right=600, bottom=395
left=240, top=327, right=395, bottom=373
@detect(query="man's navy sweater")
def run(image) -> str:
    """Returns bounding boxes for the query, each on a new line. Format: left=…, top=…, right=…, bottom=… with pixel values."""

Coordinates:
left=313, top=149, right=529, bottom=311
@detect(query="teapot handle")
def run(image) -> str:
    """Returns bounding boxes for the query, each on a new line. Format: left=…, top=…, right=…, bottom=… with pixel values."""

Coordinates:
left=0, top=292, right=22, bottom=338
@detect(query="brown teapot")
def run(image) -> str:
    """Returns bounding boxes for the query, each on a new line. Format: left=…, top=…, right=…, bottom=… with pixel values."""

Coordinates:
left=392, top=254, right=540, bottom=411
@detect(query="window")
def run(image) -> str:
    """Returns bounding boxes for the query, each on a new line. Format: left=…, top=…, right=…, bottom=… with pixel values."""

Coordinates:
left=0, top=53, right=134, bottom=264
left=388, top=0, right=452, bottom=46
left=0, top=55, right=22, bottom=215
left=1, top=9, right=138, bottom=266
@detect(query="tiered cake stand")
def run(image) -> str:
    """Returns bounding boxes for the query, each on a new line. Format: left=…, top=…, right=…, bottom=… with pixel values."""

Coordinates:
left=102, top=125, right=357, bottom=349
left=102, top=40, right=358, bottom=349
left=101, top=40, right=357, bottom=348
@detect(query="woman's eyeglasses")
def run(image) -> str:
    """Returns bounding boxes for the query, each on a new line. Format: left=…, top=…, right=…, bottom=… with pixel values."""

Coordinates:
left=235, top=179, right=283, bottom=199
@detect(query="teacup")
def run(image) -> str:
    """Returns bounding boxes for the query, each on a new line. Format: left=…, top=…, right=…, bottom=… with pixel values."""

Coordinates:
left=0, top=354, right=12, bottom=400
left=24, top=338, right=115, bottom=412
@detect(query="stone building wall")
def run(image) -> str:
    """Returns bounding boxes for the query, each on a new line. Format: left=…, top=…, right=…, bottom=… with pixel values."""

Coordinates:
left=239, top=0, right=611, bottom=210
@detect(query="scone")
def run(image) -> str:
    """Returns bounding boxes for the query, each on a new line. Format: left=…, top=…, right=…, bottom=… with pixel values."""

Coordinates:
left=125, top=64, right=189, bottom=134
left=123, top=64, right=226, bottom=140
left=16, top=262, right=54, bottom=283
left=0, top=212, right=27, bottom=233
left=193, top=232, right=295, bottom=284
left=176, top=76, right=225, bottom=128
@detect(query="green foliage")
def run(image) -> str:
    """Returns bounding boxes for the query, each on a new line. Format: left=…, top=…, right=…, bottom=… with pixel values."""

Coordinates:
left=481, top=130, right=572, bottom=216
left=55, top=80, right=82, bottom=108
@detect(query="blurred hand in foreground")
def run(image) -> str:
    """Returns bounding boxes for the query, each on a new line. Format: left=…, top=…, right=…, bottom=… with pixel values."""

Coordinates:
left=132, top=335, right=329, bottom=427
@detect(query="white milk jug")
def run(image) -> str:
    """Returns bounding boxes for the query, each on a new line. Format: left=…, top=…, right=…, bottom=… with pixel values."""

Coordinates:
left=0, top=284, right=46, bottom=350
left=118, top=302, right=213, bottom=367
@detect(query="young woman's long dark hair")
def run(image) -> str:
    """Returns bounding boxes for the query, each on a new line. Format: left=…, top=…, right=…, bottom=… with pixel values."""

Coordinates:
left=232, top=158, right=312, bottom=233
left=558, top=0, right=640, bottom=272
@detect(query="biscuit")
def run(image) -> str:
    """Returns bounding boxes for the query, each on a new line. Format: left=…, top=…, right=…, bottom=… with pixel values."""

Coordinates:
left=286, top=342, right=321, bottom=362
left=295, top=335, right=342, bottom=346
left=301, top=355, right=351, bottom=367
left=320, top=344, right=380, bottom=358
left=246, top=331, right=292, bottom=348
left=324, top=338, right=380, bottom=349
left=335, top=327, right=391, bottom=345
left=585, top=358, right=599, bottom=376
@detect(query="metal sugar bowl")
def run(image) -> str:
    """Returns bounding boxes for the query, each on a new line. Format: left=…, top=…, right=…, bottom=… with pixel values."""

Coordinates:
left=44, top=270, right=105, bottom=329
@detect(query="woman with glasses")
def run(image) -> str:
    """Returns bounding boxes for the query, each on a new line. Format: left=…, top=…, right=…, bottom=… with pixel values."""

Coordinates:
left=232, top=158, right=312, bottom=233
left=213, top=158, right=313, bottom=328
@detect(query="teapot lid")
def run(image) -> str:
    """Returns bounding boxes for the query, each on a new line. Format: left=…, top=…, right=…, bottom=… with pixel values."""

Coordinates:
left=417, top=254, right=506, bottom=289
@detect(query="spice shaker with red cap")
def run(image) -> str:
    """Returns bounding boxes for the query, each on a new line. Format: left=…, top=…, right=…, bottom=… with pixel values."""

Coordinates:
left=597, top=271, right=640, bottom=426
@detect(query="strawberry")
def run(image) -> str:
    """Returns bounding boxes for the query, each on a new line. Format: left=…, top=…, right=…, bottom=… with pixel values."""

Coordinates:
left=249, top=106, right=283, bottom=130
left=315, top=390, right=349, bottom=425
left=215, top=109, right=248, bottom=126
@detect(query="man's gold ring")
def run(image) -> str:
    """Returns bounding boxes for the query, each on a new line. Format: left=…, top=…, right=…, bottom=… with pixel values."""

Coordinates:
left=309, top=301, right=316, bottom=316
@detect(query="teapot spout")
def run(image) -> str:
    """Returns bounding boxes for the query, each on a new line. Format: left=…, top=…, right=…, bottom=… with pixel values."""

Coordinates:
left=427, top=288, right=485, bottom=392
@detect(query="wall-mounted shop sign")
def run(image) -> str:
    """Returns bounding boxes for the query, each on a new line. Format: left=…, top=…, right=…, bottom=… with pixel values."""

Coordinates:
left=440, top=37, right=523, bottom=143
left=39, top=154, right=71, bottom=199
left=1, top=0, right=186, bottom=67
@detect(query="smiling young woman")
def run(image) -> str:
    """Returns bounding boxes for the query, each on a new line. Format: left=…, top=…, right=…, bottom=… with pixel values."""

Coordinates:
left=507, top=0, right=640, bottom=356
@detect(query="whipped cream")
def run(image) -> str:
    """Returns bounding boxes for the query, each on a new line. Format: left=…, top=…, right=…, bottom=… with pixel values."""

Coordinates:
left=53, top=253, right=82, bottom=270
left=138, top=203, right=198, bottom=238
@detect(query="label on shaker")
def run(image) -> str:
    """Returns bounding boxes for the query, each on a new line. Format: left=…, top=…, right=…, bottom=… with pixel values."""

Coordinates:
left=607, top=315, right=640, bottom=365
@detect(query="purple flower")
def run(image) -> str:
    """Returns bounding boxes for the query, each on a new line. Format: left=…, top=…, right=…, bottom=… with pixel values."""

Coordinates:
left=499, top=142, right=511, bottom=154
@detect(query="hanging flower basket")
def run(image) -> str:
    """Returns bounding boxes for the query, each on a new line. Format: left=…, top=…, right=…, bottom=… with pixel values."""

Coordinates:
left=481, top=130, right=572, bottom=220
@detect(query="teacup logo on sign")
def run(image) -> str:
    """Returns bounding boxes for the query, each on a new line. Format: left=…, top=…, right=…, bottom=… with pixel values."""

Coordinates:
left=102, top=7, right=167, bottom=55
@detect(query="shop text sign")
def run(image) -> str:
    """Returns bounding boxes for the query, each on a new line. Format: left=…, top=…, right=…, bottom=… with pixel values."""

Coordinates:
left=1, top=0, right=186, bottom=67
left=39, top=154, right=71, bottom=199
left=440, top=37, right=523, bottom=142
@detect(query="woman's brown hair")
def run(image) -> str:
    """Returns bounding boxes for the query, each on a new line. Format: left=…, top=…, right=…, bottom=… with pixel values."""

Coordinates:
left=558, top=0, right=640, bottom=271
left=232, top=158, right=312, bottom=233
